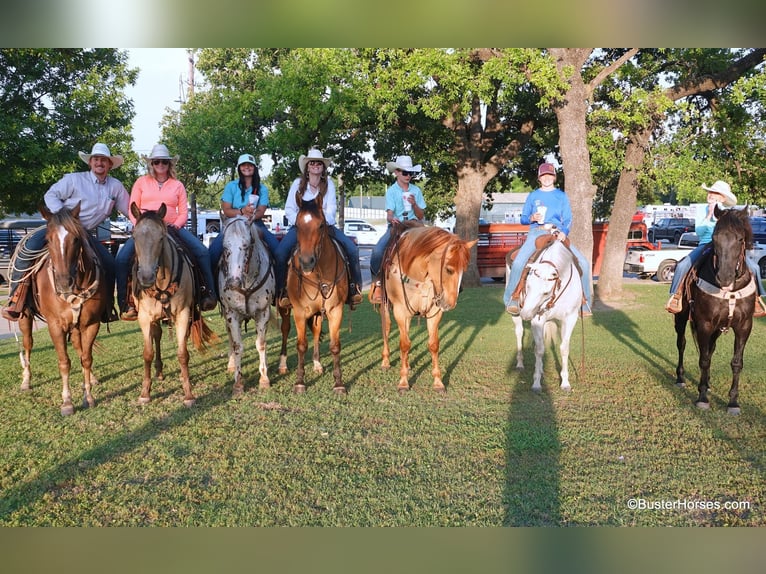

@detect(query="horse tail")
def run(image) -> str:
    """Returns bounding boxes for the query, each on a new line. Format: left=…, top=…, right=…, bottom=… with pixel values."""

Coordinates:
left=190, top=316, right=220, bottom=352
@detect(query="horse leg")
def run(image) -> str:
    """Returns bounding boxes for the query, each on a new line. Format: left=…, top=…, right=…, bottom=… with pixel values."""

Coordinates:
left=394, top=311, right=413, bottom=393
left=311, top=315, right=323, bottom=374
left=512, top=315, right=524, bottom=370
left=426, top=312, right=445, bottom=393
left=278, top=306, right=291, bottom=375
left=49, top=325, right=74, bottom=416
left=73, top=324, right=99, bottom=409
left=255, top=312, right=270, bottom=390
left=558, top=314, right=579, bottom=392
left=727, top=324, right=753, bottom=415
left=152, top=322, right=164, bottom=381
left=695, top=329, right=715, bottom=410
left=138, top=319, right=156, bottom=404
left=225, top=312, right=245, bottom=397
left=18, top=312, right=34, bottom=391
left=327, top=305, right=345, bottom=394
left=674, top=312, right=688, bottom=387
left=293, top=311, right=308, bottom=393
left=380, top=302, right=392, bottom=371
left=175, top=308, right=195, bottom=407
left=530, top=318, right=545, bottom=393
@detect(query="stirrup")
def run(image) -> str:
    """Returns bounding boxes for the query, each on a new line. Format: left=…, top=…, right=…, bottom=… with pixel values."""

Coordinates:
left=278, top=291, right=292, bottom=309
left=369, top=280, right=383, bottom=304
left=506, top=301, right=520, bottom=316
left=754, top=297, right=766, bottom=318
left=1, top=306, right=21, bottom=321
left=120, top=307, right=138, bottom=321
left=665, top=293, right=683, bottom=314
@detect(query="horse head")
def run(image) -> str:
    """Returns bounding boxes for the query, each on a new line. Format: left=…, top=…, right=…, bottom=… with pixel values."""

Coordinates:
left=519, top=240, right=579, bottom=321
left=131, top=202, right=168, bottom=289
left=294, top=198, right=326, bottom=274
left=221, top=216, right=259, bottom=290
left=43, top=202, right=85, bottom=295
left=712, top=205, right=752, bottom=290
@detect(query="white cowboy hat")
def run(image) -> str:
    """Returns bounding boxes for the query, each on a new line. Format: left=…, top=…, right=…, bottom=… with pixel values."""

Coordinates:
left=298, top=149, right=332, bottom=174
left=701, top=180, right=737, bottom=207
left=142, top=144, right=179, bottom=166
left=237, top=153, right=257, bottom=168
left=386, top=155, right=422, bottom=174
left=78, top=142, right=124, bottom=170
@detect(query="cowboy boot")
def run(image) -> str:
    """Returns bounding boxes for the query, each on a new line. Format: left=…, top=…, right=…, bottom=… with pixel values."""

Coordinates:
left=665, top=292, right=684, bottom=314
left=369, top=278, right=383, bottom=304
left=348, top=282, right=363, bottom=309
left=120, top=290, right=138, bottom=321
left=754, top=296, right=766, bottom=318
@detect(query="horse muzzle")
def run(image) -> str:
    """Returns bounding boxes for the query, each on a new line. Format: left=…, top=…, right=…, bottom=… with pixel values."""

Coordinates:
left=299, top=255, right=317, bottom=274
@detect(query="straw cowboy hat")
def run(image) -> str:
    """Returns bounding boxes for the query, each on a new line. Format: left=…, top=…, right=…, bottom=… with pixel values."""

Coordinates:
left=386, top=155, right=422, bottom=174
left=142, top=144, right=179, bottom=166
left=298, top=149, right=332, bottom=174
left=78, top=142, right=124, bottom=170
left=701, top=180, right=737, bottom=207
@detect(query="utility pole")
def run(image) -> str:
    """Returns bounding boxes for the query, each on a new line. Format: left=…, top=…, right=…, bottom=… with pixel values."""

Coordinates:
left=186, top=49, right=199, bottom=237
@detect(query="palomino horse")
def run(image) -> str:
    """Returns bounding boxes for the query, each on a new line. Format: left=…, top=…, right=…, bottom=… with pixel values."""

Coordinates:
left=377, top=225, right=476, bottom=393
left=281, top=197, right=348, bottom=394
left=17, top=203, right=110, bottom=415
left=674, top=206, right=756, bottom=414
left=130, top=202, right=218, bottom=407
left=217, top=216, right=275, bottom=396
left=506, top=234, right=583, bottom=392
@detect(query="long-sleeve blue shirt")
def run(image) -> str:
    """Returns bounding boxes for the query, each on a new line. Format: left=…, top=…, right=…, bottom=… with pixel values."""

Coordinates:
left=520, top=188, right=573, bottom=235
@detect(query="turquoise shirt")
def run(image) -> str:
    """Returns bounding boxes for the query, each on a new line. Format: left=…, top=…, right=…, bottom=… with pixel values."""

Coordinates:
left=221, top=181, right=270, bottom=209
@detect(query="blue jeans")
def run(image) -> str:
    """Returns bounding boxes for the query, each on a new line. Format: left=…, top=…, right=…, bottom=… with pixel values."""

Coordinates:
left=208, top=219, right=279, bottom=280
left=503, top=227, right=592, bottom=309
left=370, top=226, right=391, bottom=278
left=274, top=226, right=362, bottom=292
left=670, top=243, right=766, bottom=297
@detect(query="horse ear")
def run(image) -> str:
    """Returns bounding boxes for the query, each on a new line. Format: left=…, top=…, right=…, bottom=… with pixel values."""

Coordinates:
left=158, top=203, right=167, bottom=219
left=714, top=204, right=724, bottom=219
left=130, top=202, right=141, bottom=220
left=465, top=239, right=478, bottom=250
left=40, top=203, right=52, bottom=221
left=71, top=201, right=81, bottom=219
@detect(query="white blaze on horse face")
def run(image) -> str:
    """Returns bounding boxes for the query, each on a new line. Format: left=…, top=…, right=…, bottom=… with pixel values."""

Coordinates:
left=56, top=227, right=68, bottom=259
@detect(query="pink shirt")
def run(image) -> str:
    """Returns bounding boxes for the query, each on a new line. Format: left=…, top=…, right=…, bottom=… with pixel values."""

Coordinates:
left=128, top=174, right=188, bottom=228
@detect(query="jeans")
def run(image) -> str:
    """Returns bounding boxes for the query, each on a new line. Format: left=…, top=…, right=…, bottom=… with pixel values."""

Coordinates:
left=670, top=242, right=766, bottom=297
left=503, top=227, right=592, bottom=309
left=370, top=227, right=391, bottom=278
left=208, top=219, right=279, bottom=280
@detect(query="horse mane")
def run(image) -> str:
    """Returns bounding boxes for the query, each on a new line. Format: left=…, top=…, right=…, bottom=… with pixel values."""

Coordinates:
left=715, top=207, right=753, bottom=249
left=135, top=209, right=166, bottom=228
left=297, top=197, right=323, bottom=220
left=398, top=227, right=469, bottom=271
left=48, top=207, right=88, bottom=241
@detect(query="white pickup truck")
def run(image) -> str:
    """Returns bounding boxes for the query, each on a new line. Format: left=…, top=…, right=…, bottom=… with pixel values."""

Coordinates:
left=624, top=232, right=766, bottom=283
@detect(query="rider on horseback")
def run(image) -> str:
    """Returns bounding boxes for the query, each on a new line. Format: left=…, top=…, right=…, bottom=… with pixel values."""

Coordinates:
left=504, top=162, right=592, bottom=316
left=2, top=143, right=129, bottom=323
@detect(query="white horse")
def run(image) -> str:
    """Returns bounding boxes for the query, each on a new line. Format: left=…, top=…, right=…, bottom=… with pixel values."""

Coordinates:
left=218, top=216, right=276, bottom=396
left=507, top=236, right=583, bottom=392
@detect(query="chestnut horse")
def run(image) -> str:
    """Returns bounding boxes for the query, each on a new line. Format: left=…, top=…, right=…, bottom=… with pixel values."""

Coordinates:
left=376, top=225, right=476, bottom=393
left=217, top=216, right=275, bottom=396
left=280, top=197, right=348, bottom=394
left=674, top=206, right=757, bottom=414
left=130, top=202, right=218, bottom=407
left=17, top=203, right=110, bottom=415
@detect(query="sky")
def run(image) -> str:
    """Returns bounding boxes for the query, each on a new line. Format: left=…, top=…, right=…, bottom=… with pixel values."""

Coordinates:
left=124, top=48, right=191, bottom=156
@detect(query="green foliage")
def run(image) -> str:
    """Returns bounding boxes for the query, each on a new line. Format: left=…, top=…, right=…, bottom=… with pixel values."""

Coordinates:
left=0, top=49, right=137, bottom=216
left=2, top=284, right=766, bottom=525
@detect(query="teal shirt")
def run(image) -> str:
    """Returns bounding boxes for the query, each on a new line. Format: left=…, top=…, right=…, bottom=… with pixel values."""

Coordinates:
left=221, top=181, right=270, bottom=209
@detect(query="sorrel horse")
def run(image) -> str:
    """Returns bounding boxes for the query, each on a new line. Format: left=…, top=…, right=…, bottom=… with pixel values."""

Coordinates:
left=674, top=206, right=756, bottom=414
left=17, top=203, right=110, bottom=415
left=217, top=216, right=275, bottom=396
left=280, top=197, right=348, bottom=394
left=506, top=234, right=584, bottom=392
left=130, top=202, right=218, bottom=407
left=377, top=225, right=476, bottom=393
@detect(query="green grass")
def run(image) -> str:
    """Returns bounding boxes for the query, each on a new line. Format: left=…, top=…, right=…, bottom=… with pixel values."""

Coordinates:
left=1, top=281, right=765, bottom=526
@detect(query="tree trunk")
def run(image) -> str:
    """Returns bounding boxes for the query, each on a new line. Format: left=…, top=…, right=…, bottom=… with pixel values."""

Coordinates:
left=455, top=168, right=495, bottom=287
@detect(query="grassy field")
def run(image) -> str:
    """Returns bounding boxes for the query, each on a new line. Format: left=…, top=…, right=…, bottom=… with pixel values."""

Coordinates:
left=1, top=281, right=765, bottom=526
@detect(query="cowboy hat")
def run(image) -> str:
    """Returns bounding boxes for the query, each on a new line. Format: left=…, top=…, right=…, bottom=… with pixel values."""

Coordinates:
left=701, top=180, right=737, bottom=207
left=237, top=153, right=257, bottom=168
left=142, top=144, right=179, bottom=166
left=386, top=155, right=422, bottom=174
left=298, top=149, right=332, bottom=174
left=78, top=143, right=124, bottom=170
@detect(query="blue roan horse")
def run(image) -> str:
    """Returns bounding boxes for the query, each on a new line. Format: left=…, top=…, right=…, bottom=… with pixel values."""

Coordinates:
left=674, top=206, right=756, bottom=414
left=507, top=235, right=583, bottom=392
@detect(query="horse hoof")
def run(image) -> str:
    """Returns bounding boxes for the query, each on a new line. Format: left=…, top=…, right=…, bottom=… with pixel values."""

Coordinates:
left=727, top=406, right=741, bottom=415
left=278, top=367, right=288, bottom=375
left=138, top=397, right=151, bottom=405
left=20, top=385, right=31, bottom=392
left=560, top=385, right=572, bottom=393
left=259, top=382, right=271, bottom=391
left=397, top=386, right=410, bottom=395
left=293, top=384, right=306, bottom=394
left=232, top=387, right=244, bottom=398
left=61, top=404, right=74, bottom=416
left=675, top=382, right=686, bottom=388
left=695, top=401, right=710, bottom=410
left=531, top=386, right=542, bottom=394
left=183, top=399, right=195, bottom=408
left=333, top=386, right=347, bottom=395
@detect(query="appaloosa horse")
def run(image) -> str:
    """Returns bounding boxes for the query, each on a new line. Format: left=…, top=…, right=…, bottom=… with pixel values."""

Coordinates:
left=674, top=206, right=757, bottom=414
left=217, top=215, right=275, bottom=396
left=17, top=203, right=110, bottom=415
left=376, top=225, right=476, bottom=393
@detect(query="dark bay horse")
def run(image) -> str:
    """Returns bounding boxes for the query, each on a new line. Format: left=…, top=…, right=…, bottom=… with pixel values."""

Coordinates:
left=280, top=197, right=347, bottom=394
left=17, top=203, right=110, bottom=415
left=218, top=216, right=275, bottom=396
left=376, top=225, right=476, bottom=393
left=674, top=206, right=756, bottom=414
left=130, top=203, right=218, bottom=407
left=506, top=235, right=584, bottom=392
